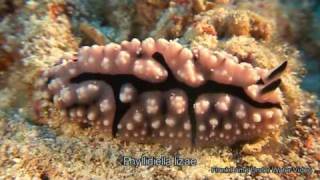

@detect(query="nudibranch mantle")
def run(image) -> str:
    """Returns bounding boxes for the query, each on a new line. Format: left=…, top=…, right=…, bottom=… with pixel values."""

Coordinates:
left=34, top=38, right=287, bottom=149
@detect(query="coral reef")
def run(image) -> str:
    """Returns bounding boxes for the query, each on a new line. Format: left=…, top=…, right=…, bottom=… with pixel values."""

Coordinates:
left=194, top=8, right=273, bottom=41
left=0, top=38, right=20, bottom=71
left=0, top=0, right=319, bottom=179
left=277, top=0, right=320, bottom=97
left=0, top=0, right=24, bottom=18
left=279, top=0, right=320, bottom=57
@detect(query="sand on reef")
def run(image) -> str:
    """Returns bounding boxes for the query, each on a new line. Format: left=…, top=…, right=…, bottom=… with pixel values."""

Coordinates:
left=0, top=0, right=319, bottom=179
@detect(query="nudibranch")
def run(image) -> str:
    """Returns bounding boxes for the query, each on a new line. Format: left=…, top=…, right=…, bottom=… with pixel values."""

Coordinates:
left=34, top=38, right=287, bottom=149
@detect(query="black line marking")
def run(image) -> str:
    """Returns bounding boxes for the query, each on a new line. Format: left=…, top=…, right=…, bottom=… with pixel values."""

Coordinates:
left=260, top=79, right=281, bottom=95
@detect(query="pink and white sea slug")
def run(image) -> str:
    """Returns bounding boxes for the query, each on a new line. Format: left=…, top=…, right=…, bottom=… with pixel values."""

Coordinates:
left=34, top=38, right=287, bottom=149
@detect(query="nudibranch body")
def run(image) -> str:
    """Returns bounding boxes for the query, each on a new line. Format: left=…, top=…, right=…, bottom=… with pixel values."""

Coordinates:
left=34, top=38, right=287, bottom=149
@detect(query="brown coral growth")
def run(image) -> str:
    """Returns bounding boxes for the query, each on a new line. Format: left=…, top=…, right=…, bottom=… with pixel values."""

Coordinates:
left=193, top=8, right=273, bottom=41
left=0, top=34, right=20, bottom=71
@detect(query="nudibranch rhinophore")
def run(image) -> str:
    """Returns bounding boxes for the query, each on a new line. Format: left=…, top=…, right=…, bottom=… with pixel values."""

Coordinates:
left=34, top=38, right=287, bottom=149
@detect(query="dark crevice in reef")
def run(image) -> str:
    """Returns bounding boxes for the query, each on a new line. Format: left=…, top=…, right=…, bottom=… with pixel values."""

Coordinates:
left=70, top=52, right=281, bottom=144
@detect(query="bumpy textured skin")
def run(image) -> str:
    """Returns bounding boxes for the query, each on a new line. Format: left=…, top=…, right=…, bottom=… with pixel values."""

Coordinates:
left=194, top=94, right=283, bottom=146
left=34, top=38, right=286, bottom=149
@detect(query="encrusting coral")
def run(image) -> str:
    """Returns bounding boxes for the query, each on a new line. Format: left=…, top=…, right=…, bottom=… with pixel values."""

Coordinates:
left=34, top=38, right=287, bottom=149
left=195, top=8, right=272, bottom=40
left=0, top=0, right=24, bottom=18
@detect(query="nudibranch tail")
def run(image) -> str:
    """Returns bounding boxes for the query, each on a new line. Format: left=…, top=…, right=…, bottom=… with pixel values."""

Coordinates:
left=34, top=38, right=287, bottom=149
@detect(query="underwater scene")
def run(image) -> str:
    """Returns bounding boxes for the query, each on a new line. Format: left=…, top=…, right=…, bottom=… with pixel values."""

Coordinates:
left=0, top=0, right=319, bottom=179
